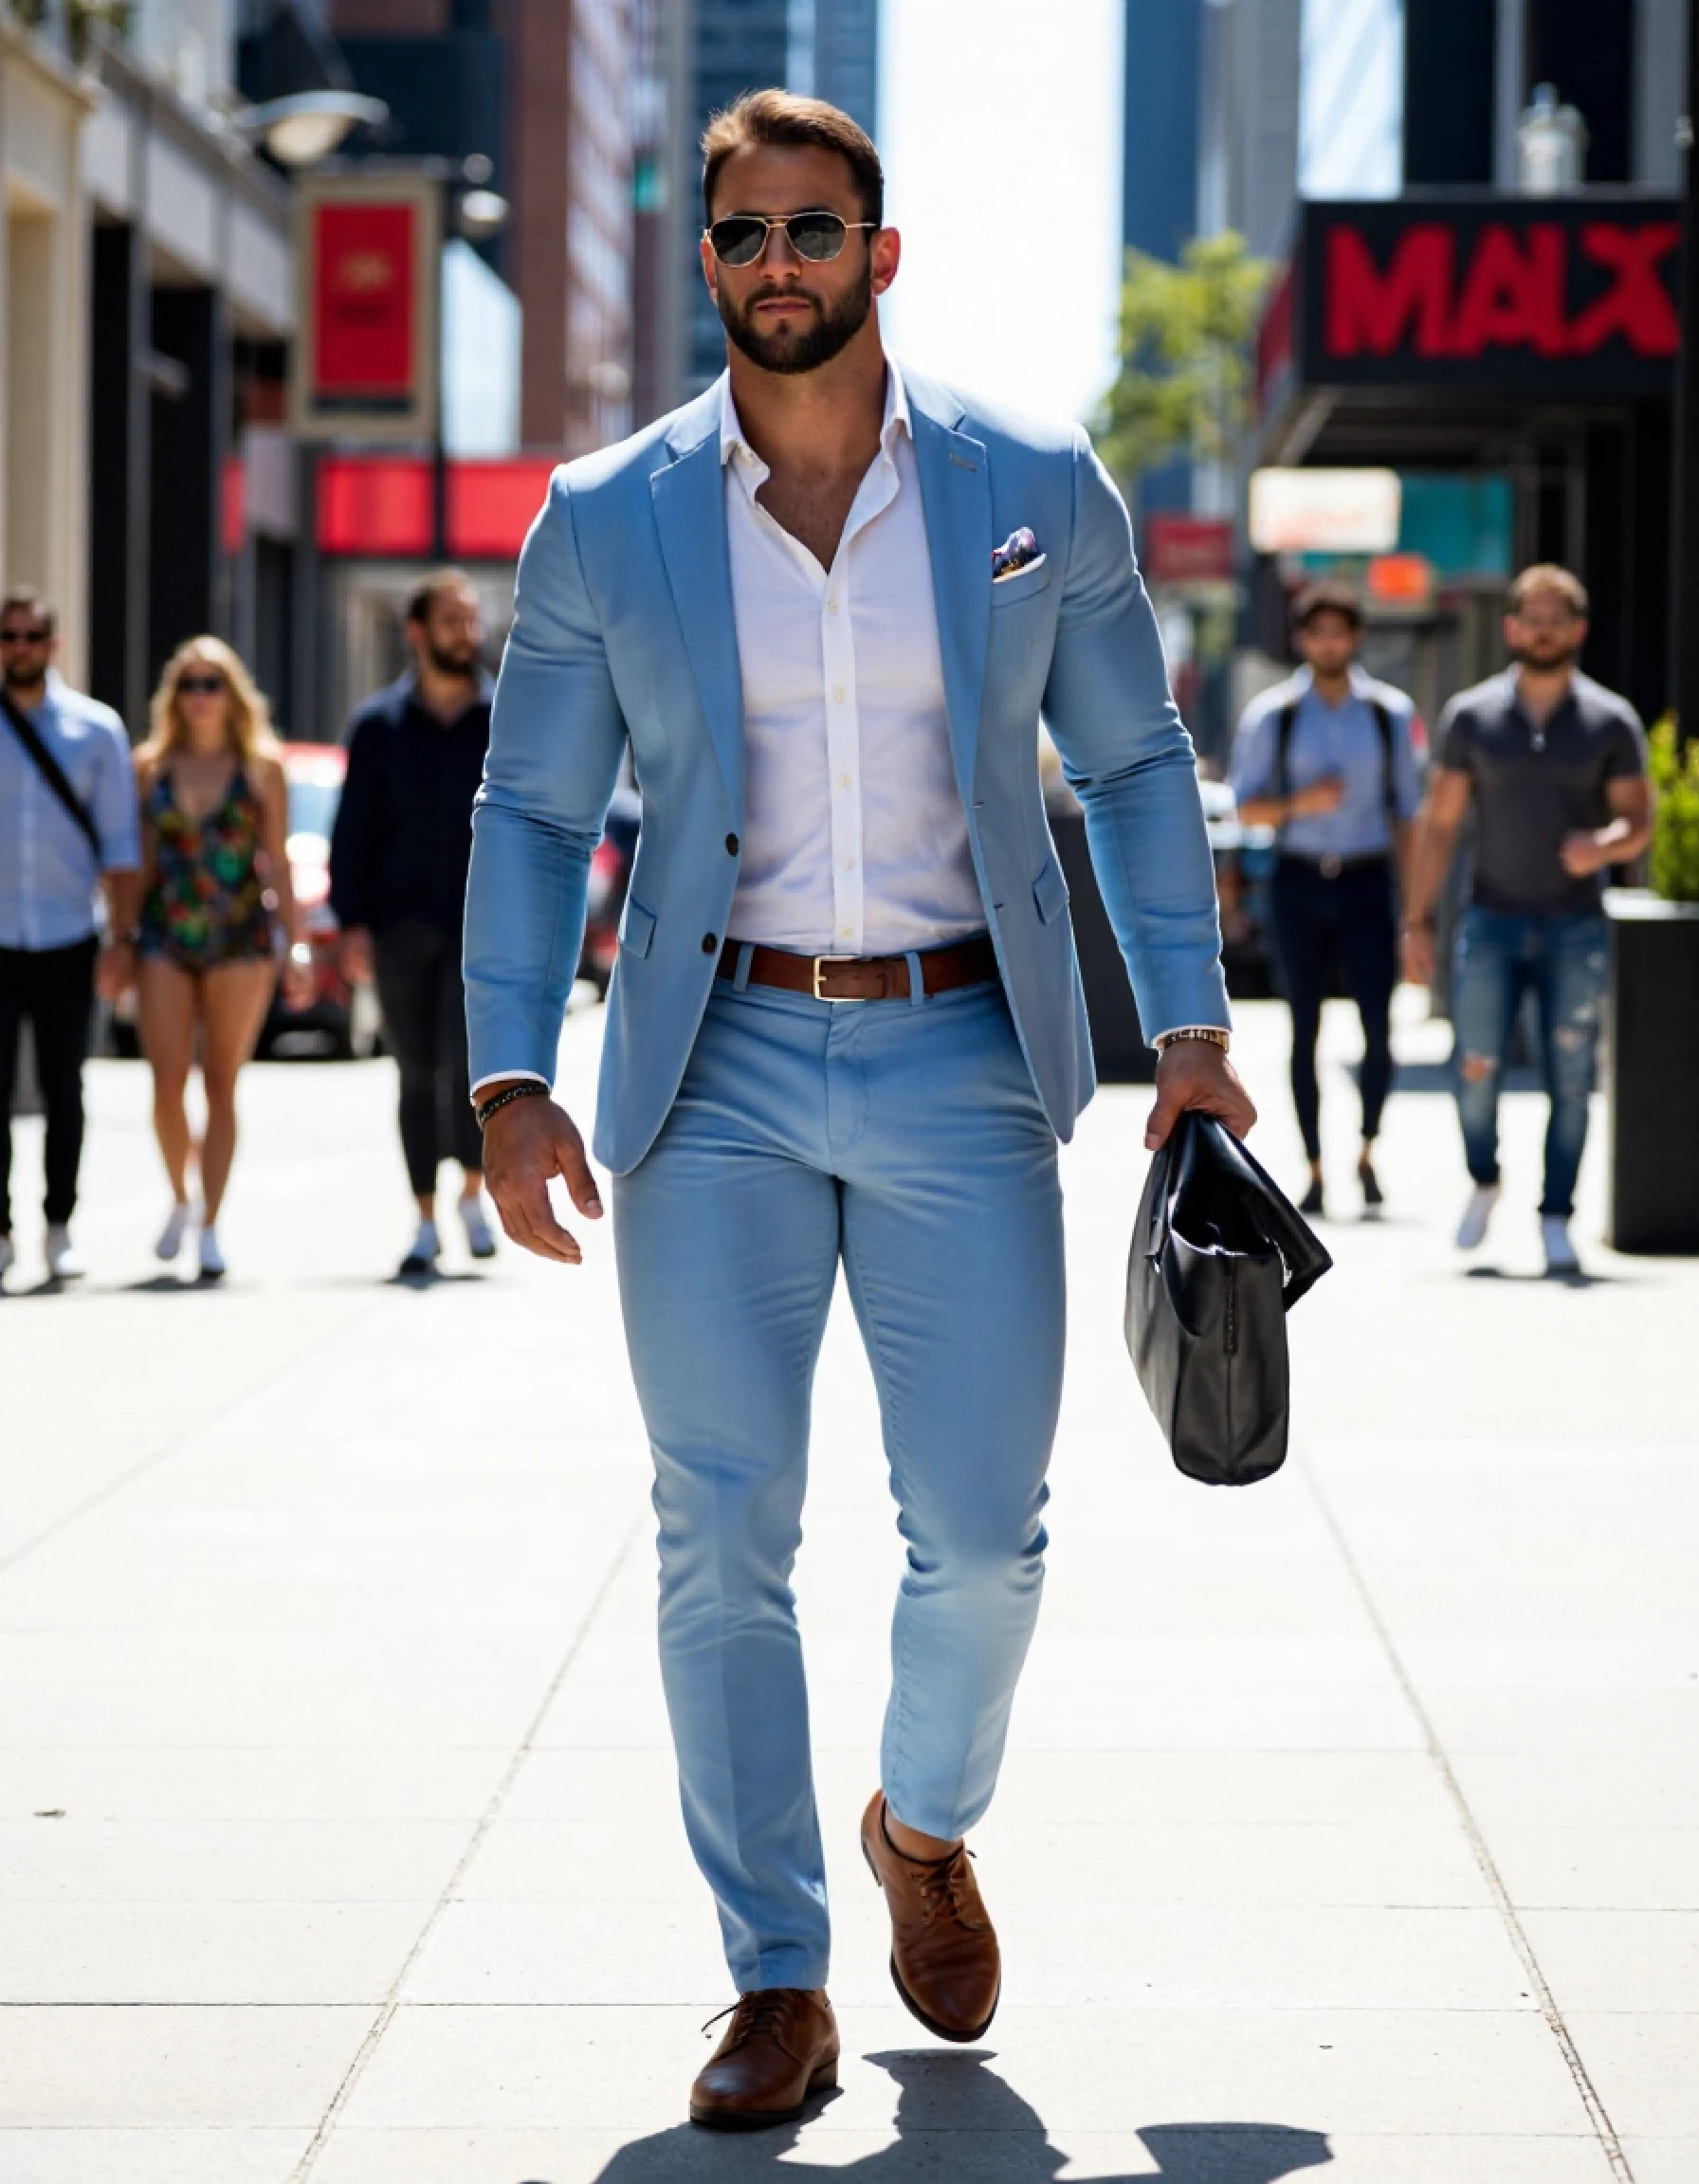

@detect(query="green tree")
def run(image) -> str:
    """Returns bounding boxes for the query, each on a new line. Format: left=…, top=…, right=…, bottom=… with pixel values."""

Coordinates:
left=1095, top=232, right=1270, bottom=492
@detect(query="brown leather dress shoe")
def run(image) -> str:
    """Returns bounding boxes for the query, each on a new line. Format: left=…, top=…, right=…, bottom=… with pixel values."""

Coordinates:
left=861, top=1789, right=1000, bottom=2042
left=688, top=1986, right=839, bottom=2130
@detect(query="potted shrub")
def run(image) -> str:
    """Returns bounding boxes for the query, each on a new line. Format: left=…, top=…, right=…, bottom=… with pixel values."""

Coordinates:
left=1604, top=720, right=1699, bottom=1251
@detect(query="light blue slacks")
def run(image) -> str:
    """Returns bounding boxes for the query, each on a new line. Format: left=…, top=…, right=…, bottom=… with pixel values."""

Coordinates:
left=612, top=968, right=1065, bottom=1992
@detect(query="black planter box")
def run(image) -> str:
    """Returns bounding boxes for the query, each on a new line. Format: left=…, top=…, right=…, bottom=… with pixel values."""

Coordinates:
left=1050, top=808, right=1158, bottom=1083
left=1605, top=890, right=1699, bottom=1252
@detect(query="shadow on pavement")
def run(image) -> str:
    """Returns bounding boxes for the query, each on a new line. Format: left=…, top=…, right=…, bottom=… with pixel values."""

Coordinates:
left=579, top=2048, right=1331, bottom=2182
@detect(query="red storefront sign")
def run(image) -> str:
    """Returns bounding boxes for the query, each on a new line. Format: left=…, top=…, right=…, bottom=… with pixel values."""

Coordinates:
left=316, top=456, right=557, bottom=559
left=1282, top=196, right=1681, bottom=397
left=317, top=457, right=434, bottom=556
left=313, top=202, right=417, bottom=402
left=293, top=174, right=439, bottom=441
left=447, top=459, right=557, bottom=558
left=1142, top=515, right=1234, bottom=585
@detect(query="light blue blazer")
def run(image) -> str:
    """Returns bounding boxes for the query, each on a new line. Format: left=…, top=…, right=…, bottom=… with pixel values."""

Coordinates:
left=464, top=365, right=1229, bottom=1175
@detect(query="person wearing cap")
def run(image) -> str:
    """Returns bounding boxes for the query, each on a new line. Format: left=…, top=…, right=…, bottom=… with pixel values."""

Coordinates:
left=1232, top=581, right=1423, bottom=1218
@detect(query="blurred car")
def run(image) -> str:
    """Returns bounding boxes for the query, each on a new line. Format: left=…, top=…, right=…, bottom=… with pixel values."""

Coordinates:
left=579, top=784, right=640, bottom=1001
left=1198, top=775, right=1277, bottom=999
left=258, top=743, right=383, bottom=1060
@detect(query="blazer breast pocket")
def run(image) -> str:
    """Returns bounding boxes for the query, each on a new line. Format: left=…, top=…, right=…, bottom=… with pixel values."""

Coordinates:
left=990, top=553, right=1052, bottom=609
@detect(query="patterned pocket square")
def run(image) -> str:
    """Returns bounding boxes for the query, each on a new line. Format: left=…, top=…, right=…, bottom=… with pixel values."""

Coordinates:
left=992, top=527, right=1041, bottom=581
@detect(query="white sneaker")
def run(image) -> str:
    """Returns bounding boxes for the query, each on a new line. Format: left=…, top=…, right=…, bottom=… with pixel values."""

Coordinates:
left=398, top=1218, right=440, bottom=1277
left=45, top=1224, right=84, bottom=1281
left=459, top=1192, right=497, bottom=1261
left=1455, top=1183, right=1501, bottom=1251
left=1542, top=1214, right=1580, bottom=1274
left=155, top=1202, right=191, bottom=1262
left=197, top=1224, right=226, bottom=1282
left=0, top=1232, right=13, bottom=1283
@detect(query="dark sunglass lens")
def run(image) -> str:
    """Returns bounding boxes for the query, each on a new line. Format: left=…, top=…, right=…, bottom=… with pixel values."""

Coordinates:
left=787, top=212, right=848, bottom=261
left=179, top=675, right=224, bottom=694
left=0, top=628, right=48, bottom=643
left=711, top=218, right=766, bottom=266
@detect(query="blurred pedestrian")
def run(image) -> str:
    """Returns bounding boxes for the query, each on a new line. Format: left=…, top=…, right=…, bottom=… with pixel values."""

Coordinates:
left=0, top=588, right=140, bottom=1284
left=133, top=638, right=311, bottom=1281
left=329, top=569, right=495, bottom=1277
left=1402, top=566, right=1652, bottom=1274
left=1232, top=582, right=1423, bottom=1218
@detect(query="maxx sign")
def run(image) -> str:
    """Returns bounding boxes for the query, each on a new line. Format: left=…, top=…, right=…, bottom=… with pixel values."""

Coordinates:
left=1286, top=196, right=1680, bottom=398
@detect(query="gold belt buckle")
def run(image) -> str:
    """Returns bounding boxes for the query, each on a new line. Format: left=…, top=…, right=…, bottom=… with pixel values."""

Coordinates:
left=812, top=953, right=860, bottom=1000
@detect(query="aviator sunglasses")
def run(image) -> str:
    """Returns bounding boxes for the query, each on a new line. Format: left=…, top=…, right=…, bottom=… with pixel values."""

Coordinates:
left=177, top=673, right=227, bottom=696
left=705, top=209, right=877, bottom=266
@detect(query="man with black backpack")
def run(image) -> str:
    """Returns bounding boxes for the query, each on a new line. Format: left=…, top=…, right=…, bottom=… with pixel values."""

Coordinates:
left=1231, top=582, right=1423, bottom=1218
left=0, top=588, right=140, bottom=1284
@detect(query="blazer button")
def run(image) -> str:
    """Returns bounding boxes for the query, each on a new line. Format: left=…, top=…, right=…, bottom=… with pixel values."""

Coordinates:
left=702, top=933, right=718, bottom=954
left=725, top=832, right=740, bottom=855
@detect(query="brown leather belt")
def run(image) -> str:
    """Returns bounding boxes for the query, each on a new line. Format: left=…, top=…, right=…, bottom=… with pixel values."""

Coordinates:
left=716, top=935, right=998, bottom=1002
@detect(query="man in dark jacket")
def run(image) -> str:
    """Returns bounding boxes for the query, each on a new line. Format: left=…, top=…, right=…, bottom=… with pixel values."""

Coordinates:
left=330, top=569, right=495, bottom=1275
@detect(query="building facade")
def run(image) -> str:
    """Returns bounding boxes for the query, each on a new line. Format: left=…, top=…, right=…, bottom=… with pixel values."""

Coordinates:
left=324, top=0, right=636, bottom=455
left=1229, top=0, right=1687, bottom=729
left=0, top=14, right=100, bottom=692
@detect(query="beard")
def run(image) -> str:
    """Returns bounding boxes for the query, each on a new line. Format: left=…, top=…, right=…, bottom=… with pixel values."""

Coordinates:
left=717, top=260, right=873, bottom=376
left=2, top=657, right=44, bottom=691
left=427, top=636, right=479, bottom=678
left=1510, top=638, right=1580, bottom=673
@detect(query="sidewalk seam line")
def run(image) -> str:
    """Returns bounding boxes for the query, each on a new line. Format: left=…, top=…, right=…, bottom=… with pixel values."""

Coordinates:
left=1298, top=1450, right=1634, bottom=2184
left=286, top=1510, right=649, bottom=2181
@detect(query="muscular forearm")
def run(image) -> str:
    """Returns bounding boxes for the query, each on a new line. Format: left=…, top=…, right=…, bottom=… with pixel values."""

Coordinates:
left=103, top=868, right=141, bottom=937
left=1403, top=822, right=1459, bottom=926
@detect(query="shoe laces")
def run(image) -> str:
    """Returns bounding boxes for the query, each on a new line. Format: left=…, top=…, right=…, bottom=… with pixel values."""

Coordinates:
left=701, top=1989, right=795, bottom=2048
left=914, top=1846, right=986, bottom=1930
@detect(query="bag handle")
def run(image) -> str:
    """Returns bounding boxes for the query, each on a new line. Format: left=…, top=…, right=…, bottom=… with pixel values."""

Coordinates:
left=0, top=687, right=102, bottom=863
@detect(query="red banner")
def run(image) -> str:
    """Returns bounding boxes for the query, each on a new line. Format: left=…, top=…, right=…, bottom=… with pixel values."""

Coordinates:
left=312, top=202, right=417, bottom=403
left=1142, top=515, right=1234, bottom=586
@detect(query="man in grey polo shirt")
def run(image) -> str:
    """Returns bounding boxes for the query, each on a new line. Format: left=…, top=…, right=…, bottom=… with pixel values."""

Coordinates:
left=1403, top=564, right=1651, bottom=1274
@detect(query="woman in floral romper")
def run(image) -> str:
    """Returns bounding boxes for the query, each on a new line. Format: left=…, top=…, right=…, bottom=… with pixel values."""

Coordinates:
left=130, top=639, right=311, bottom=1278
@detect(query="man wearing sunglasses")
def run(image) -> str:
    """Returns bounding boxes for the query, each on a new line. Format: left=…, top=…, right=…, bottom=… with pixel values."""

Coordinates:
left=0, top=588, right=140, bottom=1285
left=466, top=89, right=1250, bottom=2126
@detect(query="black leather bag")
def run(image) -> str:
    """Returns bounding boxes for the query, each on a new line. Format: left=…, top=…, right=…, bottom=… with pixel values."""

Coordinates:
left=1124, top=1112, right=1332, bottom=1485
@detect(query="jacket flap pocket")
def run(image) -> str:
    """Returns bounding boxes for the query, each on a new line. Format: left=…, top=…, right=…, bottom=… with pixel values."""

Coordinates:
left=1032, top=856, right=1069, bottom=925
left=618, top=897, right=656, bottom=957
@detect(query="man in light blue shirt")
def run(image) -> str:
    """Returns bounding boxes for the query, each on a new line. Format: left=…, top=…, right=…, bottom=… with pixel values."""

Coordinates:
left=0, top=588, right=140, bottom=1283
left=1232, top=582, right=1423, bottom=1217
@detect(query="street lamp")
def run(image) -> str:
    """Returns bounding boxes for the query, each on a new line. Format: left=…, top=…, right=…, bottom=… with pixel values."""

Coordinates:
left=233, top=91, right=390, bottom=171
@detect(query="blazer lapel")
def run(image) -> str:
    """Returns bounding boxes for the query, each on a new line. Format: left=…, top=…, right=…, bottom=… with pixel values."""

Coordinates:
left=908, top=385, right=991, bottom=805
left=650, top=407, right=744, bottom=822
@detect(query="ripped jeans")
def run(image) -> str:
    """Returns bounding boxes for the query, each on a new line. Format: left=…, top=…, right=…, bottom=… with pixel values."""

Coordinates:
left=1452, top=908, right=1609, bottom=1218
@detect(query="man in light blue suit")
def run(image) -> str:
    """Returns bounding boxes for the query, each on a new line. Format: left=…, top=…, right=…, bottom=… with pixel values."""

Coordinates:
left=466, top=90, right=1253, bottom=2130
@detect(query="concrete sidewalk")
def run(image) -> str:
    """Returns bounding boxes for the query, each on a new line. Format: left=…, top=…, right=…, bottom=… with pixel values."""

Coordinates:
left=1, top=991, right=1694, bottom=2182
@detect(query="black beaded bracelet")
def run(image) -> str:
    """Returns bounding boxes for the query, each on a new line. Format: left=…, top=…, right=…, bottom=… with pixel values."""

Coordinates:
left=474, top=1082, right=550, bottom=1130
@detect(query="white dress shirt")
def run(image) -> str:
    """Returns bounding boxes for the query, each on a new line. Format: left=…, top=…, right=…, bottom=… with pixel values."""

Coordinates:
left=721, top=362, right=983, bottom=956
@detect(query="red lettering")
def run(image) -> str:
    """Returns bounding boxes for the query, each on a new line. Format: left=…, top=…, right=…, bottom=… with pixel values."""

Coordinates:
left=1448, top=224, right=1567, bottom=356
left=1567, top=223, right=1681, bottom=355
left=1325, top=225, right=1454, bottom=357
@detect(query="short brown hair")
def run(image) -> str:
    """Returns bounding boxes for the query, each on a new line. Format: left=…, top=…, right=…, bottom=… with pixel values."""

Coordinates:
left=1507, top=563, right=1588, bottom=617
left=702, top=88, right=883, bottom=228
left=405, top=567, right=477, bottom=625
left=0, top=585, right=56, bottom=635
left=1290, top=580, right=1362, bottom=634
